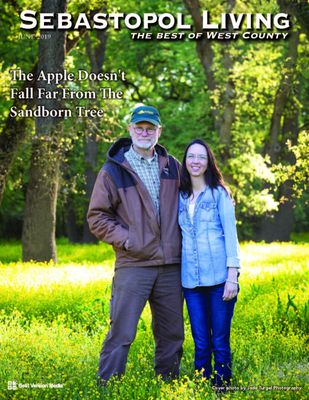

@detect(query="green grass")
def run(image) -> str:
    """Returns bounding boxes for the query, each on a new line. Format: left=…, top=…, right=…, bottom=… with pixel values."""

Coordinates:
left=0, top=241, right=308, bottom=399
left=0, top=238, right=115, bottom=265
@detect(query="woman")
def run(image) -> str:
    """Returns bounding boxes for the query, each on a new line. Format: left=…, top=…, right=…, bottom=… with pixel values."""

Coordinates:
left=178, top=139, right=240, bottom=387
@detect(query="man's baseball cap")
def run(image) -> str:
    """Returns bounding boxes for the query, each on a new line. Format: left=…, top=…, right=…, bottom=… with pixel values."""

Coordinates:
left=130, top=105, right=161, bottom=126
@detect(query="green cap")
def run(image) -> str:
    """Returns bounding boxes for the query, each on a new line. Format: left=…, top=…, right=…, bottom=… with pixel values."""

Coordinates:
left=130, top=105, right=161, bottom=126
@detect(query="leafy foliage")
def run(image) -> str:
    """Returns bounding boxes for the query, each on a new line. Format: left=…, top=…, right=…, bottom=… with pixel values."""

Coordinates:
left=0, top=0, right=308, bottom=241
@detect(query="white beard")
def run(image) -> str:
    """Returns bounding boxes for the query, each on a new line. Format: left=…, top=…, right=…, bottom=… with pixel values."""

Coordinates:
left=132, top=137, right=157, bottom=150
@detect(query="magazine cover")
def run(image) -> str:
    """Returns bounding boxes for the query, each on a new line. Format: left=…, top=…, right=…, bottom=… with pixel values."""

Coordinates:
left=0, top=0, right=308, bottom=399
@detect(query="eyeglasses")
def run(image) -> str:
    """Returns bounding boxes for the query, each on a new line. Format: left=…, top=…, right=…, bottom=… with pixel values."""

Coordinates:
left=132, top=126, right=157, bottom=135
left=186, top=154, right=208, bottom=161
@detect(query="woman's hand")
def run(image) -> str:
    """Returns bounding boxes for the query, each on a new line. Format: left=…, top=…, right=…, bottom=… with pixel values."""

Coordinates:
left=223, top=281, right=238, bottom=301
left=223, top=267, right=239, bottom=301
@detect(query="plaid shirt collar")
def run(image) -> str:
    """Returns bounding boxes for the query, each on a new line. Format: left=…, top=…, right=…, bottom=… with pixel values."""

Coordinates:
left=127, top=145, right=158, bottom=163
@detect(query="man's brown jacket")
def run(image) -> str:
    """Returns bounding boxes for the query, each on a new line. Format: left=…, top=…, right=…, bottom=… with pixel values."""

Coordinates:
left=87, top=138, right=181, bottom=268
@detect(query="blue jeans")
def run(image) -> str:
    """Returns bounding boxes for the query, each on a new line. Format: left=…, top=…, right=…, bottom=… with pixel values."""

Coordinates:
left=183, top=283, right=237, bottom=386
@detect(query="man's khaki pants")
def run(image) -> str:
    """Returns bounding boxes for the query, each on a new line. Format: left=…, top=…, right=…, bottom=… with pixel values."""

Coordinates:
left=98, top=264, right=184, bottom=382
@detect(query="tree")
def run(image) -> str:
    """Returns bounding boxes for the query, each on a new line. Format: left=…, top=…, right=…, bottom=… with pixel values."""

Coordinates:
left=277, top=0, right=309, bottom=39
left=183, top=0, right=236, bottom=161
left=1, top=0, right=308, bottom=243
left=82, top=31, right=108, bottom=243
left=22, top=0, right=67, bottom=262
left=258, top=30, right=301, bottom=240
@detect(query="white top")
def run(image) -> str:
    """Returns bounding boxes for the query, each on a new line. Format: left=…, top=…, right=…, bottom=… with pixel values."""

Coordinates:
left=188, top=202, right=195, bottom=222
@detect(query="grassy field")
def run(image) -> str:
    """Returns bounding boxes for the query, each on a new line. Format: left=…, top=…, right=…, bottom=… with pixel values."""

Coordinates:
left=0, top=240, right=308, bottom=399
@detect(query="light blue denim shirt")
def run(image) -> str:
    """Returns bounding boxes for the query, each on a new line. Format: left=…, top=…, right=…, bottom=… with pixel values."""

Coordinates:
left=178, top=186, right=240, bottom=288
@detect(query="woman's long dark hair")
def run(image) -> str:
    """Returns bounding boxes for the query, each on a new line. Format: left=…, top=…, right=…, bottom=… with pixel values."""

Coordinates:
left=179, top=139, right=230, bottom=198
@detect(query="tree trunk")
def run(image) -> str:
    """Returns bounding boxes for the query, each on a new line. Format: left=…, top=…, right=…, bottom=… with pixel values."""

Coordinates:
left=183, top=0, right=236, bottom=161
left=65, top=197, right=80, bottom=243
left=82, top=134, right=99, bottom=243
left=22, top=0, right=67, bottom=262
left=22, top=139, right=61, bottom=261
left=183, top=0, right=218, bottom=129
left=258, top=31, right=300, bottom=241
left=277, top=0, right=309, bottom=39
left=82, top=31, right=108, bottom=244
left=260, top=95, right=299, bottom=241
left=264, top=31, right=299, bottom=163
left=219, top=35, right=236, bottom=152
left=258, top=182, right=295, bottom=242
